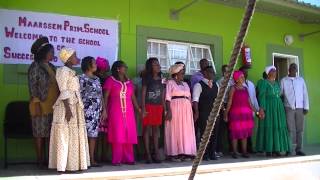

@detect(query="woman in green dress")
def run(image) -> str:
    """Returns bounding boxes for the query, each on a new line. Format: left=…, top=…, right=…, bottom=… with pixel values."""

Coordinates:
left=256, top=66, right=291, bottom=157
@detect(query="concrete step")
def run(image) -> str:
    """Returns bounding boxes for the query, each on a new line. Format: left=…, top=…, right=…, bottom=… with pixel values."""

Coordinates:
left=56, top=155, right=320, bottom=180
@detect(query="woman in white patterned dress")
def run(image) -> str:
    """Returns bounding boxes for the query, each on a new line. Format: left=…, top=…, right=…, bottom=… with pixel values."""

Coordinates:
left=79, top=56, right=106, bottom=167
left=49, top=47, right=90, bottom=171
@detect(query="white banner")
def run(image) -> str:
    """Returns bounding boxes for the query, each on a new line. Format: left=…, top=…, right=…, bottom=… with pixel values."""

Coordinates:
left=0, top=9, right=118, bottom=66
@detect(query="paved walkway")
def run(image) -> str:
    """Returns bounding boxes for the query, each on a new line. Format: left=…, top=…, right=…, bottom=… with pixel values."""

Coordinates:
left=1, top=145, right=319, bottom=179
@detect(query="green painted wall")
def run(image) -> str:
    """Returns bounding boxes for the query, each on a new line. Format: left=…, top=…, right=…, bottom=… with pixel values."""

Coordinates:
left=0, top=0, right=319, bottom=160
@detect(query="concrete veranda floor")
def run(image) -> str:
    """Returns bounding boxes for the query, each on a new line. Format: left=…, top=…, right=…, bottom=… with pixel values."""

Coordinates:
left=0, top=145, right=319, bottom=180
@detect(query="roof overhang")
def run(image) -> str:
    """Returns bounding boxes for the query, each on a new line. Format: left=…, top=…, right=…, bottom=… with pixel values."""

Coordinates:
left=207, top=0, right=320, bottom=24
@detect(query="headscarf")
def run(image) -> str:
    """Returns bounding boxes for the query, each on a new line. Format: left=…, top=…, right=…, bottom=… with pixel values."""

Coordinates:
left=233, top=70, right=244, bottom=82
left=96, top=57, right=110, bottom=71
left=265, top=65, right=276, bottom=75
left=169, top=64, right=184, bottom=75
left=59, top=47, right=75, bottom=63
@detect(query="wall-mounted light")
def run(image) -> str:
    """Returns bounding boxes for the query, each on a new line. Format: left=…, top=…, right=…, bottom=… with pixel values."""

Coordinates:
left=284, top=34, right=294, bottom=45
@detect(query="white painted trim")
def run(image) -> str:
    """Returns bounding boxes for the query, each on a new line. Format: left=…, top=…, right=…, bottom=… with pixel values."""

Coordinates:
left=272, top=52, right=299, bottom=59
left=148, top=38, right=211, bottom=49
left=272, top=52, right=300, bottom=76
left=147, top=38, right=214, bottom=74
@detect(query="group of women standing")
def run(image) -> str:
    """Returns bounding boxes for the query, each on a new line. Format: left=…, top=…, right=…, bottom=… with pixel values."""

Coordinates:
left=223, top=66, right=291, bottom=158
left=28, top=36, right=197, bottom=172
left=27, top=36, right=292, bottom=172
left=28, top=37, right=91, bottom=171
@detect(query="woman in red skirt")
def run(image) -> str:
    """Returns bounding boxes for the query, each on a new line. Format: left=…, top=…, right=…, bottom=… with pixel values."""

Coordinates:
left=141, top=57, right=165, bottom=163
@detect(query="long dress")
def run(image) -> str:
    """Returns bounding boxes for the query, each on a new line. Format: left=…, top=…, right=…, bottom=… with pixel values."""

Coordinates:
left=165, top=79, right=196, bottom=156
left=103, top=76, right=137, bottom=164
left=79, top=74, right=103, bottom=138
left=49, top=66, right=90, bottom=171
left=256, top=79, right=291, bottom=153
left=228, top=86, right=254, bottom=140
left=28, top=62, right=59, bottom=138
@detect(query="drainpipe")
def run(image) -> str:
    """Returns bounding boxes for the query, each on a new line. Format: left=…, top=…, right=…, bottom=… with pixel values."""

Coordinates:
left=170, top=0, right=199, bottom=20
left=299, top=30, right=320, bottom=41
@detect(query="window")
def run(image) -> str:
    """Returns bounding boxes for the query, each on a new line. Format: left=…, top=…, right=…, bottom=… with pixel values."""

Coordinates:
left=147, top=39, right=215, bottom=75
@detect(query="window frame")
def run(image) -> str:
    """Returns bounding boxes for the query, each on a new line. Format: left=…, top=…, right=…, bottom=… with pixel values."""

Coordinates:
left=147, top=38, right=215, bottom=75
left=136, top=26, right=223, bottom=78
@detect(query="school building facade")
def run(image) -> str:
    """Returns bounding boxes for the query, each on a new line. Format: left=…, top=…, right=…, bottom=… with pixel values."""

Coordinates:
left=0, top=0, right=319, bottom=161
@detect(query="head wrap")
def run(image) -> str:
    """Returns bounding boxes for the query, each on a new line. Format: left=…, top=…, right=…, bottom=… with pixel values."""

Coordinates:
left=169, top=64, right=184, bottom=75
left=265, top=65, right=276, bottom=75
left=96, top=57, right=110, bottom=71
left=31, top=36, right=50, bottom=54
left=233, top=70, right=244, bottom=82
left=59, top=47, right=75, bottom=63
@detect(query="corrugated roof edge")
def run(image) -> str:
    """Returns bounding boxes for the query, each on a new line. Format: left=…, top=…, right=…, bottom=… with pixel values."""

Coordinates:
left=291, top=0, right=320, bottom=10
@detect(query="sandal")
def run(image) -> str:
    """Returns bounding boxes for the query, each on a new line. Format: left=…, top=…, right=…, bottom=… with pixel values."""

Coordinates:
left=182, top=157, right=192, bottom=161
left=170, top=157, right=182, bottom=162
left=112, top=163, right=121, bottom=166
left=91, top=163, right=102, bottom=167
left=145, top=159, right=153, bottom=164
left=266, top=152, right=272, bottom=157
left=272, top=152, right=281, bottom=157
left=125, top=161, right=136, bottom=165
left=152, top=154, right=162, bottom=163
left=231, top=152, right=238, bottom=159
left=152, top=158, right=162, bottom=163
left=242, top=153, right=250, bottom=158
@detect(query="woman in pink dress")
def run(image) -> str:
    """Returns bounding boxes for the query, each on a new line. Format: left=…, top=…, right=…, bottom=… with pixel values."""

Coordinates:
left=103, top=61, right=141, bottom=166
left=165, top=63, right=197, bottom=162
left=224, top=70, right=255, bottom=159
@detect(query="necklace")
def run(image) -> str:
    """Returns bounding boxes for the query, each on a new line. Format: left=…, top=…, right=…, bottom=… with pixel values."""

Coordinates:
left=266, top=80, right=278, bottom=96
left=175, top=79, right=184, bottom=86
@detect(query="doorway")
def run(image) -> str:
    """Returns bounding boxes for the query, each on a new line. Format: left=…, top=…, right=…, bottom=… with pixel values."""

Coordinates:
left=272, top=53, right=299, bottom=82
